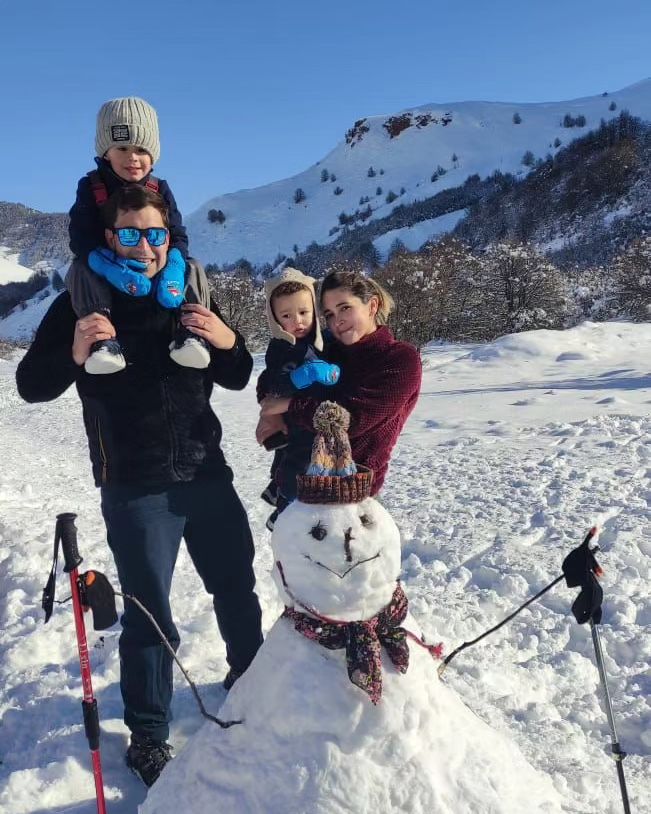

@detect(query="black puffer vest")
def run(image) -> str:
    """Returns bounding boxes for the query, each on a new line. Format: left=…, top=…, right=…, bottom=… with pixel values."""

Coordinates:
left=78, top=292, right=228, bottom=487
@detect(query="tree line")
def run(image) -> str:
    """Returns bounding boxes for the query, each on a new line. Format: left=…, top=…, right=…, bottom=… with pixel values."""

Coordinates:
left=204, top=234, right=651, bottom=350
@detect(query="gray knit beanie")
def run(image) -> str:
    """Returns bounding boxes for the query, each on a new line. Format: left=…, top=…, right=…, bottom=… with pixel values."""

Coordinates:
left=95, top=97, right=160, bottom=164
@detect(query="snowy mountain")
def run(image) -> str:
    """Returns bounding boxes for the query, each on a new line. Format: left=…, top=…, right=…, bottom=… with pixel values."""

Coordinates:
left=0, top=202, right=69, bottom=270
left=454, top=112, right=651, bottom=268
left=187, top=79, right=651, bottom=268
left=1, top=320, right=649, bottom=812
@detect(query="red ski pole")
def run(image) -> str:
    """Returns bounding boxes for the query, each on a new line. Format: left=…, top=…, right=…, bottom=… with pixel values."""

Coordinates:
left=56, top=512, right=107, bottom=814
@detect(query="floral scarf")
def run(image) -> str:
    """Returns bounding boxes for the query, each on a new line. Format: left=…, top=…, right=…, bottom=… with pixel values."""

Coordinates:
left=282, top=584, right=412, bottom=705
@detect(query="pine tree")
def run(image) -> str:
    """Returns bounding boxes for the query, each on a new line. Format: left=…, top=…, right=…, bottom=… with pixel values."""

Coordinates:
left=614, top=237, right=651, bottom=320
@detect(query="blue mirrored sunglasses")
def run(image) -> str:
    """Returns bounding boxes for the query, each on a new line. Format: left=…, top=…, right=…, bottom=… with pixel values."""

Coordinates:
left=112, top=227, right=169, bottom=247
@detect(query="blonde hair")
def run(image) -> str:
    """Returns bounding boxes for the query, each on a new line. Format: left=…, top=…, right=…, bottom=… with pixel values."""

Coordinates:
left=319, top=270, right=394, bottom=325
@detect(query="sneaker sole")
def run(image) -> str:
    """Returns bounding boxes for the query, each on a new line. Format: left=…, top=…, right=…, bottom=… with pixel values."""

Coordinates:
left=169, top=345, right=211, bottom=369
left=84, top=354, right=126, bottom=375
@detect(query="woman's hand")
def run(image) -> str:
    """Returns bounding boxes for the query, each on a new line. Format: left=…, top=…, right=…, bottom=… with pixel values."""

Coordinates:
left=256, top=414, right=287, bottom=445
left=180, top=304, right=236, bottom=350
left=260, top=396, right=292, bottom=416
left=72, top=312, right=117, bottom=365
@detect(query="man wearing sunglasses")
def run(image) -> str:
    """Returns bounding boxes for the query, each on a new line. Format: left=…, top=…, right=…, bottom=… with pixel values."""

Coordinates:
left=16, top=185, right=263, bottom=787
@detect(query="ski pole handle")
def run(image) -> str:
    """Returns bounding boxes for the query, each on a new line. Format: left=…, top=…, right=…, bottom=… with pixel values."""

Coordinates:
left=56, top=512, right=83, bottom=573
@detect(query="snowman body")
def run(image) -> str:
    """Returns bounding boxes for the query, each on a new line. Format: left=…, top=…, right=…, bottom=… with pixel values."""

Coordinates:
left=141, top=498, right=564, bottom=814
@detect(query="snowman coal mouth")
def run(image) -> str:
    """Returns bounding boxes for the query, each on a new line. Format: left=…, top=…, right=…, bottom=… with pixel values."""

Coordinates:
left=303, top=552, right=381, bottom=579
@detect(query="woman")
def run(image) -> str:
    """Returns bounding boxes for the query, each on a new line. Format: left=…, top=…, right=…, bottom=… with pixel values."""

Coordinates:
left=258, top=269, right=422, bottom=508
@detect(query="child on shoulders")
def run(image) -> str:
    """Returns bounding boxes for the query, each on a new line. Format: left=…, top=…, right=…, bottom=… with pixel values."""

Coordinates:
left=66, top=96, right=209, bottom=374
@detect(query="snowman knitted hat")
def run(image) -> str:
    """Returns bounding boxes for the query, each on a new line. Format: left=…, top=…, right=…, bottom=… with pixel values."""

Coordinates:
left=297, top=402, right=373, bottom=503
left=95, top=97, right=161, bottom=163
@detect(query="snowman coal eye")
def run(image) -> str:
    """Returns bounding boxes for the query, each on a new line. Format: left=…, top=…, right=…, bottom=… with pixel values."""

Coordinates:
left=310, top=522, right=328, bottom=541
left=360, top=514, right=374, bottom=528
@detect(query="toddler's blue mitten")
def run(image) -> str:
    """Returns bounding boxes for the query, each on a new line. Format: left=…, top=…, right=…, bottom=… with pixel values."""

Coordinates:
left=290, top=360, right=340, bottom=390
left=88, top=249, right=151, bottom=296
left=156, top=247, right=186, bottom=309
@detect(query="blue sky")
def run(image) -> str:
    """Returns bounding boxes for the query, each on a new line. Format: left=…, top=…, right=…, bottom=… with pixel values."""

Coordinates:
left=0, top=0, right=649, bottom=216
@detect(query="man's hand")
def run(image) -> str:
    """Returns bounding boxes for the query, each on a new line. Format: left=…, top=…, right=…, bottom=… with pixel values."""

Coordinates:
left=72, top=312, right=117, bottom=365
left=180, top=304, right=236, bottom=350
left=260, top=396, right=292, bottom=417
left=256, top=413, right=287, bottom=445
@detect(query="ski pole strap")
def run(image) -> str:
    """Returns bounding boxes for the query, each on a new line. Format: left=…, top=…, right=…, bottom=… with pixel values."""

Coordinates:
left=42, top=523, right=62, bottom=623
left=562, top=527, right=602, bottom=624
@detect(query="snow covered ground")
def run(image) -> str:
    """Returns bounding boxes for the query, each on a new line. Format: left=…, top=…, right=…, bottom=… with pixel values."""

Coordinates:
left=0, top=319, right=649, bottom=813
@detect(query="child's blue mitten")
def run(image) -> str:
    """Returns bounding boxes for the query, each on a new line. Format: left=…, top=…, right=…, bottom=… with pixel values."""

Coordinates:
left=290, top=360, right=340, bottom=390
left=88, top=248, right=151, bottom=296
left=156, top=247, right=186, bottom=309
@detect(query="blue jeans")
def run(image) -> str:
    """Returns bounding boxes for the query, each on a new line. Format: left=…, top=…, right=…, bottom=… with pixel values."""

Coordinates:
left=101, top=472, right=263, bottom=741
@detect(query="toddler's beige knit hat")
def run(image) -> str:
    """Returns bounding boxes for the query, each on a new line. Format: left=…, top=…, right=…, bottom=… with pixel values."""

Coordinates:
left=95, top=97, right=160, bottom=164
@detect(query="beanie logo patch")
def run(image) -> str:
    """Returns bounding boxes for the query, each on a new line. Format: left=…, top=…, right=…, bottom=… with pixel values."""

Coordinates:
left=110, top=124, right=131, bottom=142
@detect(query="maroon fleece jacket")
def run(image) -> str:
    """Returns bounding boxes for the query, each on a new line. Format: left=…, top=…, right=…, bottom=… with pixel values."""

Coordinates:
left=287, top=325, right=422, bottom=493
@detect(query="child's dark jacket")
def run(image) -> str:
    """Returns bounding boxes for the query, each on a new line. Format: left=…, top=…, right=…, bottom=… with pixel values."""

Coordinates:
left=68, top=157, right=188, bottom=263
left=257, top=332, right=329, bottom=501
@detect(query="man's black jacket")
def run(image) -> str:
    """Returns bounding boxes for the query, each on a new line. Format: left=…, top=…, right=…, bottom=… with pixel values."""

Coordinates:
left=16, top=289, right=252, bottom=488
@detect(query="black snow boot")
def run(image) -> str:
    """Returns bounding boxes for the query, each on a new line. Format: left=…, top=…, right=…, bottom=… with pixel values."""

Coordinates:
left=260, top=480, right=278, bottom=507
left=223, top=668, right=243, bottom=691
left=125, top=734, right=173, bottom=787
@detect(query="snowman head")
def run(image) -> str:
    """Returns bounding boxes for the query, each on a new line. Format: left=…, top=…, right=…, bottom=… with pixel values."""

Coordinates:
left=271, top=402, right=401, bottom=621
left=272, top=497, right=401, bottom=620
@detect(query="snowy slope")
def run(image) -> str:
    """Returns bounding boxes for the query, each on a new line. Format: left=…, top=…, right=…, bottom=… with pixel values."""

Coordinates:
left=187, top=80, right=651, bottom=267
left=0, top=287, right=60, bottom=342
left=0, top=247, right=35, bottom=285
left=0, top=320, right=650, bottom=813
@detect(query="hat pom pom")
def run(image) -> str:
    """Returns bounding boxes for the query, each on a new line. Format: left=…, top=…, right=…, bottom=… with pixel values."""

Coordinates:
left=306, top=402, right=357, bottom=477
left=313, top=401, right=350, bottom=435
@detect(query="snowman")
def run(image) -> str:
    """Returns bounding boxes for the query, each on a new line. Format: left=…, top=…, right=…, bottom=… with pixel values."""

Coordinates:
left=142, top=404, right=564, bottom=814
